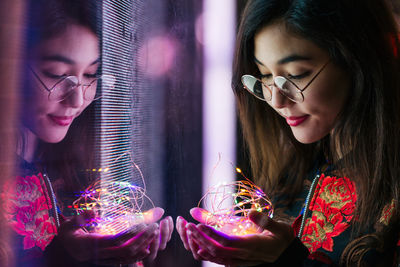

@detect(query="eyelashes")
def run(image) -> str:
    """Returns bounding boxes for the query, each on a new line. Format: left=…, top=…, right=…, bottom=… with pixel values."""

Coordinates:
left=260, top=71, right=311, bottom=81
left=41, top=71, right=98, bottom=80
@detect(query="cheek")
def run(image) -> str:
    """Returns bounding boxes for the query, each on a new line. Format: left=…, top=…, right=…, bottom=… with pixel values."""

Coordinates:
left=306, top=76, right=349, bottom=120
left=23, top=87, right=53, bottom=123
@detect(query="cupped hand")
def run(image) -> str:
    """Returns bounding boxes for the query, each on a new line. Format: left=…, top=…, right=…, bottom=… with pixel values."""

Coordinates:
left=58, top=207, right=173, bottom=265
left=137, top=207, right=174, bottom=261
left=147, top=214, right=174, bottom=261
left=190, top=207, right=262, bottom=235
left=177, top=209, right=295, bottom=266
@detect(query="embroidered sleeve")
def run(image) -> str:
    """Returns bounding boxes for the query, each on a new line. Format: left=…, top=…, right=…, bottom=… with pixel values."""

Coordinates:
left=2, top=173, right=58, bottom=251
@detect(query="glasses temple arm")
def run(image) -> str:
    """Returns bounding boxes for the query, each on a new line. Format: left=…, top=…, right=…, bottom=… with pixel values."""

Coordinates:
left=300, top=61, right=330, bottom=92
left=28, top=66, right=51, bottom=92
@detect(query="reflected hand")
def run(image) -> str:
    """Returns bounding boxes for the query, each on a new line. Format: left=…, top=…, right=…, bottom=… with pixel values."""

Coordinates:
left=177, top=210, right=295, bottom=266
left=147, top=213, right=174, bottom=261
left=58, top=207, right=171, bottom=265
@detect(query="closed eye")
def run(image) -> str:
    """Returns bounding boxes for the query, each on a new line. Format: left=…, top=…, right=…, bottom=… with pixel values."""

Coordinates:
left=287, top=71, right=310, bottom=80
left=42, top=70, right=67, bottom=79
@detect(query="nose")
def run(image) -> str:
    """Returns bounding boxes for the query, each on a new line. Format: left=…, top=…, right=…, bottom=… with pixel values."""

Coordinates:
left=61, top=85, right=85, bottom=108
left=269, top=85, right=290, bottom=109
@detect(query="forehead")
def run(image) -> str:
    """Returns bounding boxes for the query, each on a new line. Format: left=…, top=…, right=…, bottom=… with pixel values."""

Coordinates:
left=33, top=24, right=99, bottom=65
left=254, top=22, right=327, bottom=66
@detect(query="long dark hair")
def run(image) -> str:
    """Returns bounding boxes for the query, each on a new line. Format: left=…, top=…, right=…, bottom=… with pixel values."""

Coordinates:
left=233, top=0, right=400, bottom=248
left=21, top=0, right=101, bottom=192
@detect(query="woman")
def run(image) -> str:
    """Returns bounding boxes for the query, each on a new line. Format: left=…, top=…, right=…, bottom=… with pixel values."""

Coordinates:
left=2, top=0, right=173, bottom=266
left=177, top=0, right=400, bottom=266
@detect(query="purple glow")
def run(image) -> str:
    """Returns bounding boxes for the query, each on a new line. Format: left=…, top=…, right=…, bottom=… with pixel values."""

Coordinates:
left=138, top=34, right=178, bottom=78
left=202, top=0, right=236, bottom=265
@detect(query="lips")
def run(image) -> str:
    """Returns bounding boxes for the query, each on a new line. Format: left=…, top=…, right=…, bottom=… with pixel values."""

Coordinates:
left=48, top=115, right=74, bottom=126
left=285, top=115, right=309, bottom=126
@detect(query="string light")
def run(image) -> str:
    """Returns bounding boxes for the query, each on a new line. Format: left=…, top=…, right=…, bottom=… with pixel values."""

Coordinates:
left=198, top=166, right=273, bottom=236
left=72, top=154, right=154, bottom=235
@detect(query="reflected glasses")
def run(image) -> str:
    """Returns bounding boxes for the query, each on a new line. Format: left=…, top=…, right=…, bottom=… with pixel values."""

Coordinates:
left=241, top=61, right=330, bottom=103
left=29, top=67, right=116, bottom=102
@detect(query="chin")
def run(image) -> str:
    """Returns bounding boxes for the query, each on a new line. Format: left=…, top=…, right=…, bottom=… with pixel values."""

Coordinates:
left=39, top=131, right=68, bottom=144
left=292, top=131, right=323, bottom=144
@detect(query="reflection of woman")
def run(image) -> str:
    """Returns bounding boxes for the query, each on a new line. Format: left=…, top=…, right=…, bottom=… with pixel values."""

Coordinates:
left=3, top=0, right=173, bottom=266
left=178, top=0, right=400, bottom=266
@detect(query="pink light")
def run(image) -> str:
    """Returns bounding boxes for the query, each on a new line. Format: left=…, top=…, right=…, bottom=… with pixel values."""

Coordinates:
left=202, top=0, right=236, bottom=265
left=138, top=34, right=179, bottom=78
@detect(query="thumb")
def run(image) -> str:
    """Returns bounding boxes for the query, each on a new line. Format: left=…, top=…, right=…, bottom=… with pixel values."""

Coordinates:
left=143, top=207, right=164, bottom=224
left=248, top=210, right=288, bottom=236
left=190, top=207, right=214, bottom=224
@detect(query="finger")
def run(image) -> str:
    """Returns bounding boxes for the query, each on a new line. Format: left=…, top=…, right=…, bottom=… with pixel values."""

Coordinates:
left=196, top=224, right=239, bottom=247
left=159, top=217, right=170, bottom=250
left=249, top=211, right=294, bottom=239
left=197, top=248, right=263, bottom=267
left=197, top=248, right=262, bottom=266
left=187, top=224, right=252, bottom=261
left=193, top=233, right=261, bottom=266
left=75, top=223, right=147, bottom=249
left=143, top=207, right=164, bottom=224
left=187, top=229, right=205, bottom=261
left=187, top=224, right=228, bottom=257
left=95, top=223, right=148, bottom=248
left=196, top=248, right=215, bottom=262
left=190, top=207, right=215, bottom=225
left=248, top=210, right=271, bottom=230
left=123, top=223, right=159, bottom=247
left=148, top=227, right=161, bottom=261
left=96, top=224, right=158, bottom=260
left=176, top=216, right=190, bottom=250
left=167, top=216, right=174, bottom=242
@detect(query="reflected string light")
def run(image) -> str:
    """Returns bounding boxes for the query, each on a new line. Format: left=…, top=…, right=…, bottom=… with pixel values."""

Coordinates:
left=198, top=167, right=273, bottom=236
left=71, top=154, right=154, bottom=235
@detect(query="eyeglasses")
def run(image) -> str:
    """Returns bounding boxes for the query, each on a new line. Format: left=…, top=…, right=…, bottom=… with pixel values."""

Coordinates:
left=29, top=67, right=116, bottom=102
left=241, top=61, right=330, bottom=103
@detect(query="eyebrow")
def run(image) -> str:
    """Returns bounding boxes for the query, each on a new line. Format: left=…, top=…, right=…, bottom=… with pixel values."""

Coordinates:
left=254, top=54, right=311, bottom=66
left=41, top=55, right=100, bottom=65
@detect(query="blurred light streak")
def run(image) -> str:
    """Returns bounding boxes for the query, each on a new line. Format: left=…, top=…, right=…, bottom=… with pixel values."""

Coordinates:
left=138, top=34, right=178, bottom=78
left=202, top=0, right=236, bottom=266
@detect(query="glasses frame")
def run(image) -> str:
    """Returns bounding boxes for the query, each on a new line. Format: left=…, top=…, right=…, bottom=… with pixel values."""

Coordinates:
left=242, top=61, right=330, bottom=103
left=29, top=66, right=104, bottom=102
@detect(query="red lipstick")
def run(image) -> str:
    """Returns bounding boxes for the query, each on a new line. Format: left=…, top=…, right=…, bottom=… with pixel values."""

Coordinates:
left=286, top=115, right=309, bottom=126
left=49, top=115, right=73, bottom=126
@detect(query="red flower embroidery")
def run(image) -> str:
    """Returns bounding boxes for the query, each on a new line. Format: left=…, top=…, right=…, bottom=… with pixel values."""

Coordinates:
left=2, top=173, right=57, bottom=251
left=302, top=175, right=356, bottom=253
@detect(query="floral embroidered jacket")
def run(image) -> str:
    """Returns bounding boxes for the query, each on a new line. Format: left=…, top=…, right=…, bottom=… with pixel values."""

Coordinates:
left=1, top=159, right=104, bottom=267
left=261, top=167, right=400, bottom=267
left=1, top=159, right=59, bottom=266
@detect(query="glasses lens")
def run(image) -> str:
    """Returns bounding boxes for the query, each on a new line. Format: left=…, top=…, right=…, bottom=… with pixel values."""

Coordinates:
left=102, top=74, right=116, bottom=89
left=49, top=76, right=79, bottom=101
left=83, top=79, right=99, bottom=100
left=241, top=75, right=270, bottom=101
left=86, top=74, right=116, bottom=100
left=274, top=76, right=303, bottom=103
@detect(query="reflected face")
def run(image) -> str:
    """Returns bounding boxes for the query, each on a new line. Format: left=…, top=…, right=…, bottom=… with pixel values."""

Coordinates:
left=254, top=22, right=350, bottom=144
left=24, top=23, right=99, bottom=143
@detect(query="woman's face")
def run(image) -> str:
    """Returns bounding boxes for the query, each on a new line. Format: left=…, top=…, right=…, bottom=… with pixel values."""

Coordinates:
left=24, top=23, right=99, bottom=143
left=253, top=22, right=350, bottom=144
